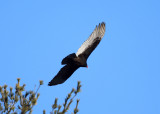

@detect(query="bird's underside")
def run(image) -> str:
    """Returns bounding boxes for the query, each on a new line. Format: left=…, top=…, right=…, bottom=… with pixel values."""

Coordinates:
left=48, top=22, right=105, bottom=86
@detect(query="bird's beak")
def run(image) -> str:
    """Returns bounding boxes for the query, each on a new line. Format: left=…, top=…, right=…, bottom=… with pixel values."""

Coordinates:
left=87, top=66, right=88, bottom=68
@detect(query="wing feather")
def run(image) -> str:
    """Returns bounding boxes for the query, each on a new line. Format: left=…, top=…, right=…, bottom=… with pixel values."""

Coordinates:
left=76, top=22, right=105, bottom=59
left=48, top=64, right=79, bottom=86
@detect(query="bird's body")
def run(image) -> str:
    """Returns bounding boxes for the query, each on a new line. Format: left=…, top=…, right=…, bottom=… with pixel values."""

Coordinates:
left=61, top=53, right=87, bottom=67
left=48, top=22, right=105, bottom=86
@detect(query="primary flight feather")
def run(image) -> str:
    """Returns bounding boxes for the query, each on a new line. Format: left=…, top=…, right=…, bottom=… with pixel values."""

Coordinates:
left=48, top=22, right=105, bottom=86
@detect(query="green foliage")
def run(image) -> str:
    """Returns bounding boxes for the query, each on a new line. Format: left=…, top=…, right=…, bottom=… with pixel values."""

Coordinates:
left=0, top=79, right=81, bottom=114
left=49, top=81, right=81, bottom=114
left=0, top=78, right=43, bottom=114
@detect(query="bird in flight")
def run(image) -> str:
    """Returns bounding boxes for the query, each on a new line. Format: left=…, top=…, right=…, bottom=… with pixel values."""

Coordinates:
left=48, top=22, right=106, bottom=86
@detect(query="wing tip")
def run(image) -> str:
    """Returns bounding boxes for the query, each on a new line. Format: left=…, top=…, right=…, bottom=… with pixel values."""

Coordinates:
left=99, top=22, right=105, bottom=28
left=48, top=83, right=52, bottom=86
left=48, top=81, right=54, bottom=86
left=101, top=22, right=105, bottom=25
left=96, top=22, right=105, bottom=29
left=99, top=22, right=105, bottom=30
left=97, top=22, right=106, bottom=38
left=48, top=79, right=60, bottom=86
left=48, top=81, right=59, bottom=86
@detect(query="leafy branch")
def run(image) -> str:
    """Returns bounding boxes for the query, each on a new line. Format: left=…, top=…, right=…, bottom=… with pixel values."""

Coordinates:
left=0, top=78, right=43, bottom=114
left=49, top=81, right=81, bottom=114
left=0, top=79, right=81, bottom=114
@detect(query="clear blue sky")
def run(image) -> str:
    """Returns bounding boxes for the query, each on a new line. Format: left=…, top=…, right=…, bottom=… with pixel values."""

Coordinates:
left=0, top=0, right=160, bottom=114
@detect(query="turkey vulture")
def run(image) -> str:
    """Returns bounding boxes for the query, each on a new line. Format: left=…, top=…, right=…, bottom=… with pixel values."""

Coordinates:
left=48, top=22, right=105, bottom=86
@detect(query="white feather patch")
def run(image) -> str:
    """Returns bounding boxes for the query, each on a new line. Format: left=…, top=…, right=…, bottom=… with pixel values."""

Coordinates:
left=76, top=22, right=105, bottom=56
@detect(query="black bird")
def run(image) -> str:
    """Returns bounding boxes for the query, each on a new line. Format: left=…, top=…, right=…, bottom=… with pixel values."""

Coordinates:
left=48, top=22, right=106, bottom=86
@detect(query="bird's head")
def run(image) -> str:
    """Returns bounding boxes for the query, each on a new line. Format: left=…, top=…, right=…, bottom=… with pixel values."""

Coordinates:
left=80, top=62, right=88, bottom=68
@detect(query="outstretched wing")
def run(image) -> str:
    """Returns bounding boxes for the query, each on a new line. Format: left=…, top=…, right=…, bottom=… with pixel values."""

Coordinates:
left=48, top=64, right=79, bottom=86
left=76, top=22, right=105, bottom=59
